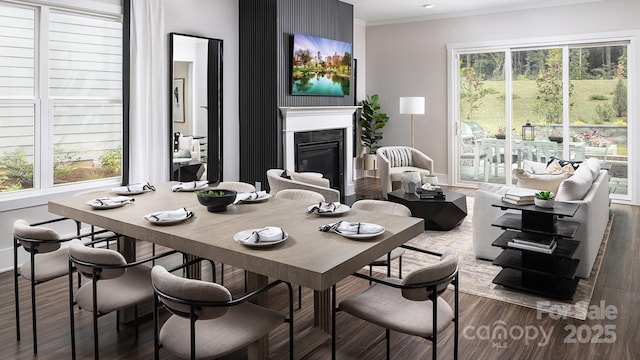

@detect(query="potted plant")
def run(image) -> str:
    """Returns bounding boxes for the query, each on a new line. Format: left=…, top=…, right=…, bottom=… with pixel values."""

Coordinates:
left=359, top=94, right=389, bottom=169
left=534, top=191, right=555, bottom=208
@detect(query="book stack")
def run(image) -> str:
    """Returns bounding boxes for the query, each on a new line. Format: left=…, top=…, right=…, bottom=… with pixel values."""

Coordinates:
left=507, top=234, right=557, bottom=254
left=415, top=188, right=445, bottom=200
left=501, top=188, right=537, bottom=205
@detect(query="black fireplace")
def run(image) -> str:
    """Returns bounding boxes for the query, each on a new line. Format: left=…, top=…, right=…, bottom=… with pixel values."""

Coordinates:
left=294, top=129, right=344, bottom=198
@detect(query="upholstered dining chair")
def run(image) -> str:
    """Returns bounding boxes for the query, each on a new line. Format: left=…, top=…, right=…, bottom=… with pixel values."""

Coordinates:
left=151, top=264, right=294, bottom=360
left=266, top=169, right=340, bottom=202
left=213, top=181, right=256, bottom=193
left=336, top=249, right=459, bottom=360
left=377, top=146, right=434, bottom=198
left=13, top=218, right=113, bottom=354
left=274, top=188, right=326, bottom=203
left=350, top=200, right=412, bottom=279
left=67, top=240, right=177, bottom=360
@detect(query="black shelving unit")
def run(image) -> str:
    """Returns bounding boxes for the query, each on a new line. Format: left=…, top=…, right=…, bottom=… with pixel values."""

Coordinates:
left=490, top=201, right=581, bottom=300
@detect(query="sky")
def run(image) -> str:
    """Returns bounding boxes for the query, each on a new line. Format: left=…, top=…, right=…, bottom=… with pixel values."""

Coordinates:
left=293, top=33, right=352, bottom=56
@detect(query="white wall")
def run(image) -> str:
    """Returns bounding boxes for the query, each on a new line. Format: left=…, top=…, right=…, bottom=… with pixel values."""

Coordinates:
left=165, top=0, right=239, bottom=181
left=365, top=0, right=640, bottom=180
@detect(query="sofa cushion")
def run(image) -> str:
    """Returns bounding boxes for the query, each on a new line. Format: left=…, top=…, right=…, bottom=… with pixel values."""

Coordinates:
left=383, top=147, right=412, bottom=167
left=555, top=164, right=594, bottom=201
left=546, top=156, right=582, bottom=170
left=584, top=157, right=601, bottom=179
left=522, top=159, right=547, bottom=174
left=513, top=168, right=570, bottom=193
left=543, top=159, right=576, bottom=174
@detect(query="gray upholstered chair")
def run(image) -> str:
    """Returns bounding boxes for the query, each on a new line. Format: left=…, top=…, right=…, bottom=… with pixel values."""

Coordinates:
left=67, top=240, right=176, bottom=360
left=13, top=218, right=112, bottom=354
left=376, top=146, right=434, bottom=198
left=338, top=249, right=459, bottom=360
left=266, top=169, right=340, bottom=203
left=151, top=264, right=294, bottom=359
left=350, top=200, right=411, bottom=278
left=274, top=188, right=325, bottom=203
left=213, top=181, right=256, bottom=193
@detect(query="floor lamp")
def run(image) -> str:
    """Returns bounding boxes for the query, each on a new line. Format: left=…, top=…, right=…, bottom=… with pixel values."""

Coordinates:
left=399, top=97, right=425, bottom=148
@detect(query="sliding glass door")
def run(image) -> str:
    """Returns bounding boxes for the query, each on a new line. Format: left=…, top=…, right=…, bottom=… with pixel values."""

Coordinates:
left=454, top=40, right=629, bottom=198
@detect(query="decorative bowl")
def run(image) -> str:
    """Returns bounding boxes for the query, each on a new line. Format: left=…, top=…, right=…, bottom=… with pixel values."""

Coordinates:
left=196, top=188, right=237, bottom=212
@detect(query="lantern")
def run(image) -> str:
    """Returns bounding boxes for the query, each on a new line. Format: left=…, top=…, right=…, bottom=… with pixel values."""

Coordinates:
left=522, top=122, right=535, bottom=141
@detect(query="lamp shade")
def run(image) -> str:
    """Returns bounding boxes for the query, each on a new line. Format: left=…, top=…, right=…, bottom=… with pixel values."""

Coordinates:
left=399, top=97, right=425, bottom=115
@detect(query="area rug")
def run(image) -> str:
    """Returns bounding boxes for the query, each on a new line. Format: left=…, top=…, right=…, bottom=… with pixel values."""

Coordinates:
left=383, top=197, right=614, bottom=320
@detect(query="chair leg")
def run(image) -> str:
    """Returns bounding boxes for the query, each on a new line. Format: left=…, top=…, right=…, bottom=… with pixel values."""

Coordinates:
left=385, top=328, right=390, bottom=360
left=298, top=285, right=302, bottom=310
left=398, top=255, right=403, bottom=279
left=29, top=251, right=37, bottom=354
left=69, top=262, right=77, bottom=360
left=13, top=243, right=20, bottom=343
left=368, top=265, right=373, bottom=285
left=92, top=277, right=100, bottom=360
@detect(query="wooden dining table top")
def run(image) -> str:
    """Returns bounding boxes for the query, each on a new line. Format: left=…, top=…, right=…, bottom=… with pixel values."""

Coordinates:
left=48, top=182, right=424, bottom=291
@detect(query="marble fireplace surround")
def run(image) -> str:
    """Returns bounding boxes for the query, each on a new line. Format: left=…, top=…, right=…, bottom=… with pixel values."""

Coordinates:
left=279, top=106, right=360, bottom=196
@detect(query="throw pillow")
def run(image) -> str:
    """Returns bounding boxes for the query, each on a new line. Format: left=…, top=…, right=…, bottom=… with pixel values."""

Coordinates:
left=522, top=159, right=547, bottom=174
left=290, top=172, right=330, bottom=187
left=543, top=159, right=576, bottom=175
left=555, top=163, right=594, bottom=201
left=546, top=156, right=582, bottom=170
left=384, top=148, right=412, bottom=167
left=512, top=168, right=569, bottom=193
left=280, top=170, right=292, bottom=179
left=174, top=149, right=191, bottom=158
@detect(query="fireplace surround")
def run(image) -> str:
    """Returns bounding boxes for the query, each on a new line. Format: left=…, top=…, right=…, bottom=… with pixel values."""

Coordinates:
left=280, top=106, right=359, bottom=196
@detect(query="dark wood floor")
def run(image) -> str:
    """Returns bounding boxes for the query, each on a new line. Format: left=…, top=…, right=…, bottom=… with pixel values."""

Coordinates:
left=2, top=178, right=638, bottom=359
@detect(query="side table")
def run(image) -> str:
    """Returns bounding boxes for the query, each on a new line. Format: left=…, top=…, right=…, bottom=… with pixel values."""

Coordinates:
left=387, top=188, right=467, bottom=230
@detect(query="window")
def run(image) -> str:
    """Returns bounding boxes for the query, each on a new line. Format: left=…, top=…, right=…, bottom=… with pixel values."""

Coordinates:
left=450, top=35, right=631, bottom=201
left=0, top=1, right=122, bottom=196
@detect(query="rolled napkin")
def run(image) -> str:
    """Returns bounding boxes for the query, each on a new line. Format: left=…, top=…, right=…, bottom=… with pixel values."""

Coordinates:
left=112, top=182, right=156, bottom=193
left=307, top=202, right=340, bottom=214
left=319, top=221, right=384, bottom=235
left=89, top=196, right=134, bottom=206
left=146, top=208, right=192, bottom=222
left=233, top=190, right=268, bottom=204
left=239, top=226, right=285, bottom=244
left=172, top=180, right=208, bottom=192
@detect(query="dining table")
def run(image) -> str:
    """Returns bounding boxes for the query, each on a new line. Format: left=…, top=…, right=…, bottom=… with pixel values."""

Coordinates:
left=48, top=182, right=424, bottom=359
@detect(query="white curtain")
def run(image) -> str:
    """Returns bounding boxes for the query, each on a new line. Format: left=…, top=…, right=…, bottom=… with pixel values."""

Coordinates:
left=129, top=0, right=168, bottom=184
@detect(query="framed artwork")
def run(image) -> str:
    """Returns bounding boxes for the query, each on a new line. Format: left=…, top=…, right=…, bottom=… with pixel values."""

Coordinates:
left=173, top=78, right=185, bottom=122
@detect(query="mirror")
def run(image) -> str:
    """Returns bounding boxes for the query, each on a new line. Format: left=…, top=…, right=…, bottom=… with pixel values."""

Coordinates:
left=169, top=32, right=223, bottom=183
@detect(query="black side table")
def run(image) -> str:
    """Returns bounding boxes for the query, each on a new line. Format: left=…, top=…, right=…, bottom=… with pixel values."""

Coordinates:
left=387, top=189, right=467, bottom=230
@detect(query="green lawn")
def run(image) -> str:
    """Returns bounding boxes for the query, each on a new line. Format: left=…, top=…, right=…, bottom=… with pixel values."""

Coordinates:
left=465, top=79, right=625, bottom=136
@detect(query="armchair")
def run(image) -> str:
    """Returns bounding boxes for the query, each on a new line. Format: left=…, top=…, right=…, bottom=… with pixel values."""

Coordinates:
left=377, top=146, right=434, bottom=198
left=266, top=169, right=340, bottom=203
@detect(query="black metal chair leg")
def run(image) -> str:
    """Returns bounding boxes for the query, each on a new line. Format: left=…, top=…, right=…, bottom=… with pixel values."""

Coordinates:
left=386, top=328, right=390, bottom=360
left=30, top=251, right=37, bottom=354
left=399, top=255, right=403, bottom=279
left=14, top=242, right=20, bottom=343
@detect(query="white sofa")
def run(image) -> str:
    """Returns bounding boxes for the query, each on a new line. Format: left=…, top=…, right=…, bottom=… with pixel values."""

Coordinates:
left=472, top=158, right=610, bottom=279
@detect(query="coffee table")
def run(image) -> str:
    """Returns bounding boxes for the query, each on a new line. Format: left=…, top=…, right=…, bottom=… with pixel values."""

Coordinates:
left=387, top=188, right=467, bottom=230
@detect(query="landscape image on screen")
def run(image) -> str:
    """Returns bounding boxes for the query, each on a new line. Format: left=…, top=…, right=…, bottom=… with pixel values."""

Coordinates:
left=292, top=33, right=352, bottom=96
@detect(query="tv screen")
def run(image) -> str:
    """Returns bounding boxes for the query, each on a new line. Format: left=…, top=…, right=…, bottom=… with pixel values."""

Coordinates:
left=291, top=33, right=352, bottom=96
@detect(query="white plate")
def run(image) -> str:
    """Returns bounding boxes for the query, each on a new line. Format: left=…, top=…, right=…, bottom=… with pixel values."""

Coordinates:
left=233, top=228, right=288, bottom=247
left=112, top=187, right=154, bottom=195
left=172, top=181, right=209, bottom=192
left=144, top=210, right=193, bottom=225
left=242, top=193, right=272, bottom=203
left=330, top=222, right=385, bottom=239
left=86, top=197, right=133, bottom=209
left=307, top=203, right=350, bottom=216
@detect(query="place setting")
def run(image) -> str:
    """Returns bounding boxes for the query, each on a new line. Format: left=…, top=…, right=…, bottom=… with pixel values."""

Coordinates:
left=112, top=181, right=156, bottom=195
left=233, top=190, right=271, bottom=204
left=171, top=180, right=208, bottom=192
left=306, top=201, right=350, bottom=216
left=144, top=207, right=193, bottom=225
left=234, top=226, right=288, bottom=247
left=86, top=196, right=135, bottom=210
left=319, top=220, right=385, bottom=239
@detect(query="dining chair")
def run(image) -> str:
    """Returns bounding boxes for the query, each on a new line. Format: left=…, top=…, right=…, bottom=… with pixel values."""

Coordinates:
left=13, top=218, right=115, bottom=354
left=151, top=264, right=294, bottom=359
left=213, top=181, right=256, bottom=193
left=274, top=188, right=325, bottom=203
left=336, top=248, right=459, bottom=360
left=350, top=200, right=411, bottom=279
left=67, top=239, right=178, bottom=360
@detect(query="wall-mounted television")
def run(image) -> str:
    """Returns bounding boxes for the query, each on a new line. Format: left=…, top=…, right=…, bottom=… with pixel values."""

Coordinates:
left=291, top=33, right=352, bottom=96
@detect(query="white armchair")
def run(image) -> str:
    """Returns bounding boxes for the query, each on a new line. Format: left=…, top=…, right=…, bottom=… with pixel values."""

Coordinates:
left=174, top=134, right=201, bottom=161
left=266, top=169, right=340, bottom=203
left=377, top=146, right=434, bottom=198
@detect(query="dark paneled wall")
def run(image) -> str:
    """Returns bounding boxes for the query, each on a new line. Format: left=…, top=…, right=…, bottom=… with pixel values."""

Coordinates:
left=239, top=0, right=354, bottom=189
